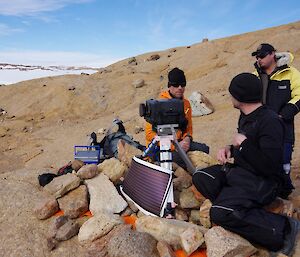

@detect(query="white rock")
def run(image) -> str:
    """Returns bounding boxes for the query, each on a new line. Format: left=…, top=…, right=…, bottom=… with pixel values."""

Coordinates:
left=189, top=91, right=214, bottom=116
left=85, top=173, right=128, bottom=215
left=78, top=212, right=122, bottom=244
left=136, top=216, right=206, bottom=250
left=44, top=173, right=81, bottom=199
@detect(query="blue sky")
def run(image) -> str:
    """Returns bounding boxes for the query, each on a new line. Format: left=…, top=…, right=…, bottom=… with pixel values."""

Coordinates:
left=0, top=0, right=299, bottom=67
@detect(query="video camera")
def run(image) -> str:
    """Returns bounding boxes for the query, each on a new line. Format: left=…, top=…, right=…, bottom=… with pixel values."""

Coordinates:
left=139, top=99, right=187, bottom=131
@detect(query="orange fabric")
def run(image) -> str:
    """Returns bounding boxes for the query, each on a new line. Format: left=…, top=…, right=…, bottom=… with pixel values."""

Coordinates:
left=53, top=210, right=93, bottom=218
left=175, top=249, right=207, bottom=257
left=145, top=90, right=193, bottom=146
left=80, top=210, right=93, bottom=217
left=122, top=215, right=137, bottom=230
left=53, top=210, right=64, bottom=216
left=191, top=185, right=205, bottom=201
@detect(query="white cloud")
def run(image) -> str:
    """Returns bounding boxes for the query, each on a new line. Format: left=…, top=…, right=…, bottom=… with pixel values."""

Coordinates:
left=0, top=23, right=23, bottom=36
left=0, top=50, right=123, bottom=67
left=0, top=0, right=93, bottom=16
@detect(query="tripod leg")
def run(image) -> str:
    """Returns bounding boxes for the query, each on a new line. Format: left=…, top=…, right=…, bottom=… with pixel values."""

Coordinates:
left=173, top=140, right=196, bottom=175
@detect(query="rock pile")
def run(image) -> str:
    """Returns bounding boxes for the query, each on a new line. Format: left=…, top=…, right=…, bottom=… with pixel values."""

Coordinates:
left=33, top=144, right=298, bottom=256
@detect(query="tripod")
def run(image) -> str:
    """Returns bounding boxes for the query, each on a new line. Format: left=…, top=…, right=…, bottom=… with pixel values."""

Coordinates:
left=142, top=124, right=196, bottom=217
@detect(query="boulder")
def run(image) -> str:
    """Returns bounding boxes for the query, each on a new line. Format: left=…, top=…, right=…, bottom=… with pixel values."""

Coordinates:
left=175, top=208, right=189, bottom=221
left=174, top=166, right=189, bottom=177
left=44, top=173, right=81, bottom=199
left=33, top=196, right=59, bottom=220
left=135, top=216, right=206, bottom=251
left=180, top=227, right=204, bottom=255
left=179, top=187, right=202, bottom=209
left=147, top=54, right=160, bottom=61
left=77, top=164, right=98, bottom=179
left=57, top=185, right=89, bottom=218
left=85, top=173, right=128, bottom=215
left=85, top=224, right=130, bottom=257
left=47, top=237, right=58, bottom=251
left=199, top=199, right=212, bottom=228
left=205, top=226, right=257, bottom=257
left=55, top=219, right=80, bottom=241
left=48, top=216, right=69, bottom=238
left=78, top=213, right=123, bottom=244
left=188, top=91, right=214, bottom=116
left=189, top=209, right=201, bottom=225
left=188, top=151, right=218, bottom=170
left=98, top=158, right=127, bottom=183
left=173, top=175, right=192, bottom=191
left=132, top=79, right=145, bottom=88
left=157, top=241, right=176, bottom=257
left=117, top=139, right=142, bottom=167
left=107, top=225, right=159, bottom=257
left=128, top=57, right=137, bottom=65
left=71, top=160, right=84, bottom=171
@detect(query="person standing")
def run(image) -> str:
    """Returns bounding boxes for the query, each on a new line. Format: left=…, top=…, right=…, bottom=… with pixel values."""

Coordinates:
left=252, top=43, right=300, bottom=198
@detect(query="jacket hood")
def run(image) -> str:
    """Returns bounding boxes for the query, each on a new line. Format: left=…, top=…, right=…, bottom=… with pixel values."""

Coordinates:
left=276, top=52, right=294, bottom=67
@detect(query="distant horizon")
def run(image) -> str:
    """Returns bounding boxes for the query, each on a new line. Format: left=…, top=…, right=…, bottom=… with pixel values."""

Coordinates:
left=0, top=1, right=299, bottom=67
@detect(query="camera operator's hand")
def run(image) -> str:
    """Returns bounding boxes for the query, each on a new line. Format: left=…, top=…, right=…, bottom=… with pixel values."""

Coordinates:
left=232, top=133, right=247, bottom=148
left=179, top=136, right=190, bottom=152
left=217, top=145, right=231, bottom=164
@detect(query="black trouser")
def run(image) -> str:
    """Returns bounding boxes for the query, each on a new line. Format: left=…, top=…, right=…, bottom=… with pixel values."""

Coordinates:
left=192, top=165, right=287, bottom=251
left=172, top=140, right=209, bottom=169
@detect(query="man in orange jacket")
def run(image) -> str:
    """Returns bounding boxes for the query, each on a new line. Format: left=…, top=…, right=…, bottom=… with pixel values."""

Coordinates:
left=145, top=67, right=209, bottom=167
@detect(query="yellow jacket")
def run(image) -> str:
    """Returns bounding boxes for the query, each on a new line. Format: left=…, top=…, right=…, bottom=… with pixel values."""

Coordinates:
left=145, top=90, right=193, bottom=146
left=254, top=52, right=300, bottom=142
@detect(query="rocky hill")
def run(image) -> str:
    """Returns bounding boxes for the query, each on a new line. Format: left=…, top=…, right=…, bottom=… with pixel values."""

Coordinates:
left=0, top=21, right=300, bottom=257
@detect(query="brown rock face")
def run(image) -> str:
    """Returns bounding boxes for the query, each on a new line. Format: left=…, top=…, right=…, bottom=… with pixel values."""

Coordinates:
left=33, top=196, right=59, bottom=220
left=107, top=225, right=159, bottom=257
left=156, top=241, right=176, bottom=257
left=57, top=185, right=89, bottom=218
left=117, top=139, right=142, bottom=167
left=71, top=160, right=84, bottom=171
left=77, top=164, right=98, bottom=179
left=44, top=173, right=81, bottom=198
left=55, top=220, right=80, bottom=241
left=205, top=226, right=257, bottom=257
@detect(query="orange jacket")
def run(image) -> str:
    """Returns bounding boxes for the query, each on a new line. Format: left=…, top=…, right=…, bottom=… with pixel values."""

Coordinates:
left=145, top=90, right=193, bottom=146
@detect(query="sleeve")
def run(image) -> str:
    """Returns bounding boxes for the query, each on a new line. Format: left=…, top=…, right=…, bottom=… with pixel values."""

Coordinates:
left=238, top=118, right=284, bottom=177
left=280, top=67, right=300, bottom=120
left=145, top=121, right=156, bottom=146
left=182, top=100, right=193, bottom=139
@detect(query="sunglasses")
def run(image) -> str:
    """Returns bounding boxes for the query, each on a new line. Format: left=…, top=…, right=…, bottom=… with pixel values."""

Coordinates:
left=169, top=83, right=186, bottom=88
left=256, top=52, right=270, bottom=59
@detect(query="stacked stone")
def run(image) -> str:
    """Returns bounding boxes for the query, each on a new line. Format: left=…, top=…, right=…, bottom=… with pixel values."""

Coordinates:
left=33, top=141, right=295, bottom=257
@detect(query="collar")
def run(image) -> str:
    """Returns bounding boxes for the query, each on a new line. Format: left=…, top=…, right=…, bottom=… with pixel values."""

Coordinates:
left=240, top=105, right=265, bottom=120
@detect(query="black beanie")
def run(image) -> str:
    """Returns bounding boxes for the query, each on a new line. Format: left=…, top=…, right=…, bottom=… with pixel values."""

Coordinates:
left=229, top=73, right=262, bottom=103
left=168, top=68, right=186, bottom=87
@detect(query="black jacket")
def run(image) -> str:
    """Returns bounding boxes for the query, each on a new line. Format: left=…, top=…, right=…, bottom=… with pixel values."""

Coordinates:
left=226, top=106, right=284, bottom=204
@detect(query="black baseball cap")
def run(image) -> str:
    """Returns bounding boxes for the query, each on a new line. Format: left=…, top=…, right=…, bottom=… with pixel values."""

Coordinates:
left=251, top=43, right=276, bottom=57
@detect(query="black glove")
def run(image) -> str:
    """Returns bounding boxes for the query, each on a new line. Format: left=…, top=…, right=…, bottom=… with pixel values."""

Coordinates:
left=280, top=103, right=299, bottom=121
